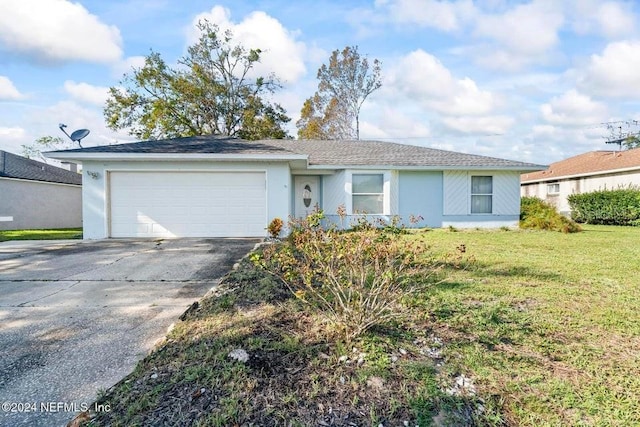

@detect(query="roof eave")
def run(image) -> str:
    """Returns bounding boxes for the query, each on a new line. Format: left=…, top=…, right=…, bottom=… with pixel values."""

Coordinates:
left=43, top=152, right=543, bottom=172
left=521, top=164, right=640, bottom=184
left=44, top=152, right=309, bottom=163
left=307, top=164, right=545, bottom=171
left=0, top=175, right=81, bottom=186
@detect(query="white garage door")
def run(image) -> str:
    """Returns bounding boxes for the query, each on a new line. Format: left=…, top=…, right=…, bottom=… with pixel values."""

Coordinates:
left=109, top=171, right=266, bottom=238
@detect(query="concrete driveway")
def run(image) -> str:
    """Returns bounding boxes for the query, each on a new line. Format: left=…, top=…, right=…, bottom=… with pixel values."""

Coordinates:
left=0, top=238, right=259, bottom=427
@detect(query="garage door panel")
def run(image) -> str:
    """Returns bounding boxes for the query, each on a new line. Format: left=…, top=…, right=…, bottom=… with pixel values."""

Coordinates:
left=157, top=206, right=190, bottom=217
left=151, top=223, right=170, bottom=235
left=109, top=172, right=266, bottom=238
left=110, top=223, right=152, bottom=236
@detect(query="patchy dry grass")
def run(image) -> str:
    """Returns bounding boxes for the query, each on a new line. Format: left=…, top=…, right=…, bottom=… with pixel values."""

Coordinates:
left=407, top=225, right=640, bottom=426
left=82, top=262, right=473, bottom=426
left=79, top=225, right=639, bottom=426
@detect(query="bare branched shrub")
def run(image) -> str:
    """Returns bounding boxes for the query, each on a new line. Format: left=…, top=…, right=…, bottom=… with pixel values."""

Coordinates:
left=253, top=209, right=439, bottom=340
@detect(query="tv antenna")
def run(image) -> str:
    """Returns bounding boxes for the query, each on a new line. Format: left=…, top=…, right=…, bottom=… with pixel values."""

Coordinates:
left=601, top=120, right=640, bottom=151
left=59, top=123, right=90, bottom=148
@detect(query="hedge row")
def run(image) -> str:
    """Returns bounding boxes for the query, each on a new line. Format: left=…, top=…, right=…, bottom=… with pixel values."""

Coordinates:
left=568, top=188, right=640, bottom=226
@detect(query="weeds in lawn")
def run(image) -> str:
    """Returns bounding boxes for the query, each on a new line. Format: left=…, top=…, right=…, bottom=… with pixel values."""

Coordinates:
left=255, top=209, right=442, bottom=340
left=80, top=225, right=640, bottom=427
left=520, top=196, right=581, bottom=233
left=407, top=226, right=640, bottom=426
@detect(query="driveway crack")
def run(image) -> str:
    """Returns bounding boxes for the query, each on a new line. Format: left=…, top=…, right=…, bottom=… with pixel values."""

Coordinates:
left=56, top=241, right=166, bottom=280
left=16, top=281, right=82, bottom=307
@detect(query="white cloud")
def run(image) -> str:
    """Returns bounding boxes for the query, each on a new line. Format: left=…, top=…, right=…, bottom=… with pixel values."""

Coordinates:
left=441, top=115, right=513, bottom=134
left=41, top=100, right=133, bottom=147
left=571, top=1, right=637, bottom=39
left=472, top=0, right=564, bottom=70
left=360, top=106, right=432, bottom=139
left=374, top=0, right=476, bottom=31
left=525, top=122, right=608, bottom=161
left=531, top=124, right=558, bottom=138
left=577, top=40, right=640, bottom=97
left=359, top=121, right=391, bottom=140
left=188, top=6, right=307, bottom=83
left=0, top=99, right=135, bottom=156
left=63, top=81, right=110, bottom=106
left=112, top=56, right=147, bottom=78
left=380, top=49, right=515, bottom=138
left=0, top=76, right=24, bottom=100
left=596, top=2, right=637, bottom=39
left=0, top=0, right=122, bottom=64
left=0, top=126, right=26, bottom=140
left=387, top=50, right=496, bottom=116
left=474, top=1, right=563, bottom=54
left=541, top=90, right=608, bottom=126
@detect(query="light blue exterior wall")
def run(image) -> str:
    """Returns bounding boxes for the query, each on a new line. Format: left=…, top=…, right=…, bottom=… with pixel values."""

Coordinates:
left=79, top=160, right=521, bottom=238
left=441, top=170, right=520, bottom=228
left=316, top=169, right=520, bottom=229
left=321, top=170, right=345, bottom=215
left=398, top=171, right=443, bottom=227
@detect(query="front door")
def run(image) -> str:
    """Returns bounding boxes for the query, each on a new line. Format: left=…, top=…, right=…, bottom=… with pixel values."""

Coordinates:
left=294, top=176, right=320, bottom=218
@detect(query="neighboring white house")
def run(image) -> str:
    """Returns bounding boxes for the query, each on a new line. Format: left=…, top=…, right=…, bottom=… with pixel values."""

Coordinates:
left=0, top=150, right=82, bottom=230
left=521, top=148, right=640, bottom=215
left=46, top=136, right=543, bottom=239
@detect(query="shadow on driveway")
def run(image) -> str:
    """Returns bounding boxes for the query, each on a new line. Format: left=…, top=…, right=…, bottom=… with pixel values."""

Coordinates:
left=0, top=238, right=259, bottom=427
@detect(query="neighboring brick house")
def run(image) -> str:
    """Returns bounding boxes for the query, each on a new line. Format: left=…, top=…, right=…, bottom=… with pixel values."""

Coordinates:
left=0, top=150, right=82, bottom=230
left=521, top=147, right=640, bottom=215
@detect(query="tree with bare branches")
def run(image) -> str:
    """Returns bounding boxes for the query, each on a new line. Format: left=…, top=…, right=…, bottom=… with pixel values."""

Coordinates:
left=297, top=46, right=381, bottom=140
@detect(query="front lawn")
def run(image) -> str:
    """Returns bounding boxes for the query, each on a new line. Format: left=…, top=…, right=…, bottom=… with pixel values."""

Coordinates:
left=0, top=228, right=83, bottom=241
left=80, top=225, right=639, bottom=426
left=408, top=225, right=640, bottom=426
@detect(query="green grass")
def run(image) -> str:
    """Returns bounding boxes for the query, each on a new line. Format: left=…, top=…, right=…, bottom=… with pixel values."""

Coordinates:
left=406, top=225, right=640, bottom=426
left=0, top=228, right=82, bottom=241
left=80, top=225, right=640, bottom=426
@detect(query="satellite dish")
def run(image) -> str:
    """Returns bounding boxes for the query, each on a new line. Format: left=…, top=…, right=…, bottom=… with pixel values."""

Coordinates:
left=59, top=123, right=90, bottom=148
left=70, top=129, right=90, bottom=142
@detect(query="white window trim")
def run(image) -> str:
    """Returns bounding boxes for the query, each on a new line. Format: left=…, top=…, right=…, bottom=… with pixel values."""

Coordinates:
left=345, top=170, right=391, bottom=215
left=469, top=174, right=494, bottom=215
left=547, top=182, right=560, bottom=195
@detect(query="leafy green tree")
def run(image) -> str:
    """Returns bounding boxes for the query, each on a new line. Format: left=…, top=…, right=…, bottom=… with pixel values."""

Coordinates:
left=21, top=136, right=70, bottom=163
left=238, top=94, right=290, bottom=140
left=105, top=21, right=290, bottom=140
left=297, top=46, right=382, bottom=140
left=623, top=135, right=640, bottom=149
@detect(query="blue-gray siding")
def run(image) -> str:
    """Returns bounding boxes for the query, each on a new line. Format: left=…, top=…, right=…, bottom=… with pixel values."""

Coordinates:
left=398, top=171, right=444, bottom=227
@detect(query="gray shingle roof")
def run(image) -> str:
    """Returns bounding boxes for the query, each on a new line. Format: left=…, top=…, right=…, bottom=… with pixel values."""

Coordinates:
left=268, top=139, right=542, bottom=168
left=53, top=135, right=290, bottom=155
left=49, top=135, right=543, bottom=169
left=0, top=151, right=82, bottom=185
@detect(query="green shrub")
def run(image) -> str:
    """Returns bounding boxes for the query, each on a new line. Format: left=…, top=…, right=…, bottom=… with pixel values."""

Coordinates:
left=253, top=210, right=437, bottom=340
left=520, top=197, right=582, bottom=233
left=568, top=188, right=640, bottom=226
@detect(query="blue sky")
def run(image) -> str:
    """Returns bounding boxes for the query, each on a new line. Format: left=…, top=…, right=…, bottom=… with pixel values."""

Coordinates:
left=1, top=0, right=640, bottom=165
